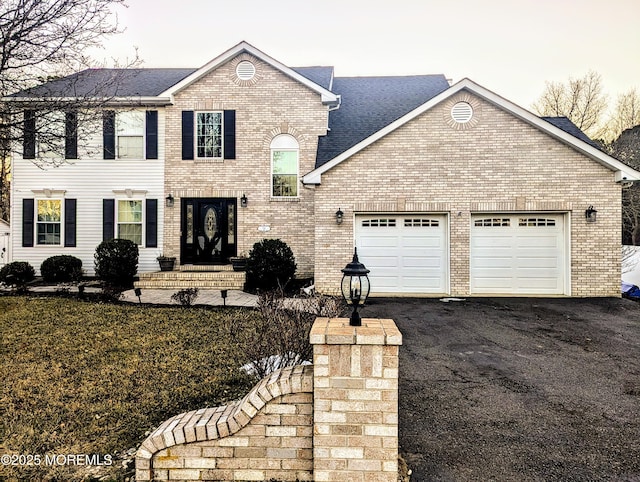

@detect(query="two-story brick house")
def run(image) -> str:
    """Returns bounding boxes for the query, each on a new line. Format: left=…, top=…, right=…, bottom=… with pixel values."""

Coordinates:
left=6, top=41, right=639, bottom=296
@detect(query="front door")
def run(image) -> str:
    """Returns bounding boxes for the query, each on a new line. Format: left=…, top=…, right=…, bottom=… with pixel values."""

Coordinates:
left=181, top=198, right=237, bottom=264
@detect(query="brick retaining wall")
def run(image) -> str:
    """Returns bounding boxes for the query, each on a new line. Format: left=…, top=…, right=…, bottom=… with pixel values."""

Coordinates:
left=136, top=317, right=402, bottom=481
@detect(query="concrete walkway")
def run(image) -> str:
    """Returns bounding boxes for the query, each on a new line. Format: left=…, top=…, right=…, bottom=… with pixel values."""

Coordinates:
left=120, top=288, right=259, bottom=307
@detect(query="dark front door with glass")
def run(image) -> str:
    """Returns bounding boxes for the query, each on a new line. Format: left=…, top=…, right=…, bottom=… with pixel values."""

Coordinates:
left=181, top=198, right=236, bottom=264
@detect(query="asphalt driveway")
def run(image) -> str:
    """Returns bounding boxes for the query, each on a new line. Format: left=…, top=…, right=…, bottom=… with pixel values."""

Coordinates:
left=363, top=297, right=640, bottom=482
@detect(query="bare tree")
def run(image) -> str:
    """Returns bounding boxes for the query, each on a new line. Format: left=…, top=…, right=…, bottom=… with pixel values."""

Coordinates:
left=533, top=71, right=608, bottom=139
left=609, top=125, right=640, bottom=245
left=0, top=0, right=137, bottom=218
left=606, top=88, right=640, bottom=142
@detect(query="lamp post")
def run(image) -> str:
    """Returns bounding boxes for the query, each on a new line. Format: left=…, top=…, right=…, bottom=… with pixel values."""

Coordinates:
left=341, top=248, right=370, bottom=326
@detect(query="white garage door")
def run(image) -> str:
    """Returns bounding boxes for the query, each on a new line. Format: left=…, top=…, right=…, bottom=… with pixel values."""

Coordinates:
left=470, top=214, right=566, bottom=295
left=355, top=214, right=448, bottom=294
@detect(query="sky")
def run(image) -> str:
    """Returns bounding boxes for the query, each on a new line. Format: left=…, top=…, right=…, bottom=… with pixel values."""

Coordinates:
left=92, top=0, right=640, bottom=112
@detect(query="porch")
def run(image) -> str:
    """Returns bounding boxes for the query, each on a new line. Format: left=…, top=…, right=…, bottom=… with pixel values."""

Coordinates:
left=134, top=264, right=245, bottom=290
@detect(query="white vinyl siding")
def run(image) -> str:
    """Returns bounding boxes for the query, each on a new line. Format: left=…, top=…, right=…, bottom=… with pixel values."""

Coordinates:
left=10, top=110, right=166, bottom=276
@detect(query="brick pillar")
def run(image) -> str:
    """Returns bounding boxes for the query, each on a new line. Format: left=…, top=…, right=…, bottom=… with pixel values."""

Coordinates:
left=310, top=317, right=403, bottom=482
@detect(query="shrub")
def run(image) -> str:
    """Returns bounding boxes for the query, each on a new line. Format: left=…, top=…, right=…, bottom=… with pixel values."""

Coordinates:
left=94, top=238, right=138, bottom=288
left=220, top=289, right=347, bottom=379
left=0, top=261, right=36, bottom=292
left=171, top=288, right=199, bottom=307
left=40, top=255, right=83, bottom=283
left=246, top=239, right=297, bottom=291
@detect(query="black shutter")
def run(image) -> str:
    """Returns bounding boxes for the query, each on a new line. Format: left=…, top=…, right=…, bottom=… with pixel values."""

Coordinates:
left=145, top=110, right=158, bottom=160
left=22, top=199, right=34, bottom=247
left=182, top=111, right=194, bottom=160
left=64, top=199, right=77, bottom=247
left=103, top=199, right=115, bottom=241
left=65, top=111, right=78, bottom=159
left=103, top=110, right=116, bottom=159
left=23, top=110, right=36, bottom=159
left=145, top=199, right=158, bottom=248
left=223, top=110, right=236, bottom=160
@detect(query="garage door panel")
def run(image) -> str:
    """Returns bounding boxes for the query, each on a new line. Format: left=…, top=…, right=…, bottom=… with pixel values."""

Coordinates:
left=358, top=236, right=400, bottom=248
left=402, top=236, right=442, bottom=248
left=471, top=236, right=515, bottom=249
left=363, top=256, right=400, bottom=268
left=470, top=214, right=565, bottom=295
left=515, top=257, right=559, bottom=269
left=356, top=214, right=448, bottom=294
left=472, top=257, right=514, bottom=268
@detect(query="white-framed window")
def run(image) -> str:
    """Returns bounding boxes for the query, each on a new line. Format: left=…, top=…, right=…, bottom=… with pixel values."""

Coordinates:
left=117, top=199, right=143, bottom=245
left=196, top=111, right=223, bottom=159
left=271, top=134, right=299, bottom=197
left=36, top=199, right=62, bottom=245
left=116, top=111, right=145, bottom=159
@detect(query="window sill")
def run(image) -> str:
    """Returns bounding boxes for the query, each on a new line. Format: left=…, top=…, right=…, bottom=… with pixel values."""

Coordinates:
left=270, top=197, right=300, bottom=202
left=194, top=158, right=224, bottom=164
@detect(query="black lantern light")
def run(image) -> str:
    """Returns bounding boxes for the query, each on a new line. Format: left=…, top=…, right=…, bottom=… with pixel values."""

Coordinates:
left=241, top=194, right=248, bottom=208
left=341, top=247, right=370, bottom=326
left=335, top=208, right=344, bottom=225
left=585, top=205, right=597, bottom=223
left=165, top=194, right=174, bottom=207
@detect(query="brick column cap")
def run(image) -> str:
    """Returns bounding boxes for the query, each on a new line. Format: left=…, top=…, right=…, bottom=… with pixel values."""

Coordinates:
left=310, top=317, right=402, bottom=346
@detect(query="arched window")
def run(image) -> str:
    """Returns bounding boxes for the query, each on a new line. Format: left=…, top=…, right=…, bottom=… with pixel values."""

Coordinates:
left=271, top=134, right=299, bottom=197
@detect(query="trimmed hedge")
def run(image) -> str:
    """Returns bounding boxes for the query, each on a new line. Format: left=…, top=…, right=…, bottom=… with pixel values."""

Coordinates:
left=40, top=255, right=83, bottom=283
left=94, top=239, right=138, bottom=288
left=0, top=261, right=36, bottom=288
left=246, top=239, right=297, bottom=291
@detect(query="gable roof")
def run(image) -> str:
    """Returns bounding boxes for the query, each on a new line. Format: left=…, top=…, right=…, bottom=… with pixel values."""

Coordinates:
left=316, top=75, right=451, bottom=167
left=5, top=41, right=339, bottom=107
left=542, top=117, right=601, bottom=149
left=159, top=41, right=339, bottom=106
left=292, top=67, right=334, bottom=91
left=303, top=78, right=640, bottom=184
left=7, top=68, right=196, bottom=101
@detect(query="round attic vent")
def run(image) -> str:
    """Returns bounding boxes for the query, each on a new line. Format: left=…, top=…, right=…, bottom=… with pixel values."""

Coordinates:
left=236, top=61, right=256, bottom=81
left=451, top=101, right=474, bottom=123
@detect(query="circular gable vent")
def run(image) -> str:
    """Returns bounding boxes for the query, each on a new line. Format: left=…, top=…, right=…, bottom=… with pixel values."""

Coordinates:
left=451, top=101, right=474, bottom=123
left=236, top=61, right=256, bottom=81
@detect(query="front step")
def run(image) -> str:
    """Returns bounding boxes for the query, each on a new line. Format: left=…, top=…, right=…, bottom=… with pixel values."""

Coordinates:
left=135, top=265, right=245, bottom=290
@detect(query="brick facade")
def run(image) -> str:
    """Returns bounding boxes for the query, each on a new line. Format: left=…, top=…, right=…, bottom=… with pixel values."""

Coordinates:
left=312, top=92, right=621, bottom=297
left=160, top=49, right=622, bottom=297
left=136, top=317, right=403, bottom=482
left=163, top=53, right=329, bottom=278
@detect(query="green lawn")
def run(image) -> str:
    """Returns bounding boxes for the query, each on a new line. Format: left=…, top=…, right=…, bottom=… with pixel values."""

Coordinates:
left=0, top=296, right=256, bottom=481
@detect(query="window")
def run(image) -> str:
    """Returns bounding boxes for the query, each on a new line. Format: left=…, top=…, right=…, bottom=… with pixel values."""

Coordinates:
left=23, top=110, right=77, bottom=160
left=518, top=218, right=556, bottom=227
left=474, top=218, right=511, bottom=227
left=405, top=218, right=439, bottom=227
left=37, top=199, right=61, bottom=245
left=117, top=200, right=143, bottom=245
left=181, top=110, right=234, bottom=161
left=196, top=112, right=223, bottom=159
left=271, top=135, right=299, bottom=197
left=362, top=219, right=397, bottom=227
left=103, top=110, right=158, bottom=160
left=116, top=111, right=144, bottom=159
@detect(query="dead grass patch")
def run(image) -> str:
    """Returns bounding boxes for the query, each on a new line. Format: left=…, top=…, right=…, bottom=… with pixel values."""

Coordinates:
left=0, top=297, right=254, bottom=481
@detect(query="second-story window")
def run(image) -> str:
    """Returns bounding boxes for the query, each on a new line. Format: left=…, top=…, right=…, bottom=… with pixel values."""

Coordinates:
left=103, top=110, right=158, bottom=160
left=271, top=134, right=299, bottom=197
left=116, top=111, right=145, bottom=159
left=196, top=112, right=222, bottom=159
